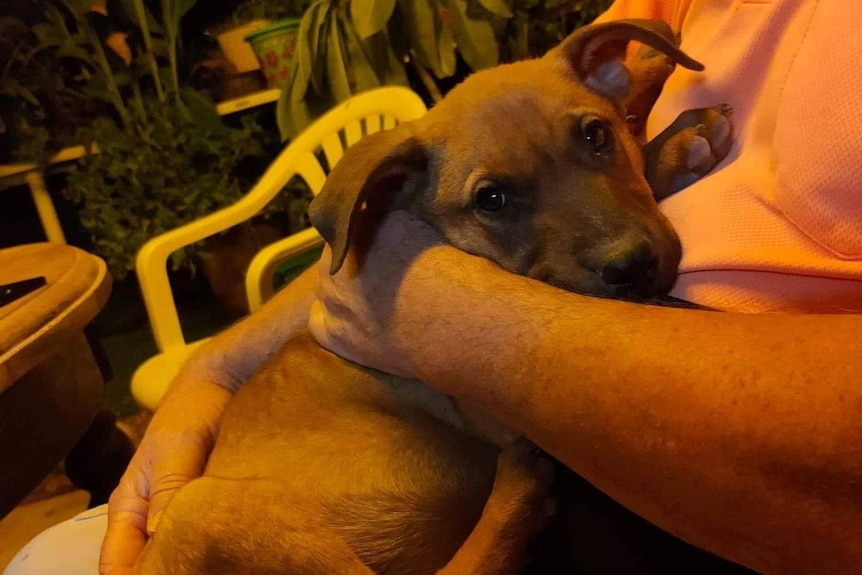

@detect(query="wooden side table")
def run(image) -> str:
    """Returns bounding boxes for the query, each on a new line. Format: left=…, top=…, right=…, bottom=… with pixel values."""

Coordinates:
left=0, top=243, right=124, bottom=517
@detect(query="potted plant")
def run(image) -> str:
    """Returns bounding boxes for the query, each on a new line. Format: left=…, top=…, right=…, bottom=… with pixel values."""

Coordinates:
left=276, top=0, right=612, bottom=139
left=208, top=0, right=309, bottom=76
left=211, top=1, right=272, bottom=74
left=22, top=0, right=309, bottom=318
left=0, top=5, right=104, bottom=164
left=244, top=17, right=302, bottom=89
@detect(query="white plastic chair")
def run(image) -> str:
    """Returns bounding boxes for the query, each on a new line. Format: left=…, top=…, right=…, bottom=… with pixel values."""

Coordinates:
left=131, top=87, right=428, bottom=411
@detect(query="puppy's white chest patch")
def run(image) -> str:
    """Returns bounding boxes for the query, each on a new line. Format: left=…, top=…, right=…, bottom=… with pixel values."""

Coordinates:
left=384, top=378, right=466, bottom=430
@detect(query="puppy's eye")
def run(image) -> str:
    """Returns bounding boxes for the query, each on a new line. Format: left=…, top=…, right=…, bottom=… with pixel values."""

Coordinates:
left=582, top=117, right=613, bottom=154
left=475, top=183, right=506, bottom=212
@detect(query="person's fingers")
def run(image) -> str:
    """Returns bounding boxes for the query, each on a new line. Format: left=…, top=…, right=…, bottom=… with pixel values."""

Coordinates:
left=145, top=432, right=209, bottom=536
left=100, top=512, right=146, bottom=574
left=99, top=475, right=148, bottom=574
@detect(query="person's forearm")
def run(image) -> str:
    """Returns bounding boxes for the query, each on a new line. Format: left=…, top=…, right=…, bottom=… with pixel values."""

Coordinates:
left=165, top=264, right=318, bottom=401
left=397, top=247, right=862, bottom=574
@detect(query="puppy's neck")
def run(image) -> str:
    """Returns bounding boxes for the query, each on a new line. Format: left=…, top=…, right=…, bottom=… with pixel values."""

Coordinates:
left=451, top=398, right=519, bottom=448
left=383, top=377, right=517, bottom=448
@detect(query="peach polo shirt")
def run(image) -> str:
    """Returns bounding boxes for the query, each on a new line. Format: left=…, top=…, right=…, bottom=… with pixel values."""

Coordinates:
left=598, top=0, right=862, bottom=313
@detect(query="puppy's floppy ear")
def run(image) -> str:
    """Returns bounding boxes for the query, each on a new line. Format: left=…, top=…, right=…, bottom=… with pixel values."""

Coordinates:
left=552, top=19, right=704, bottom=102
left=308, top=124, right=428, bottom=275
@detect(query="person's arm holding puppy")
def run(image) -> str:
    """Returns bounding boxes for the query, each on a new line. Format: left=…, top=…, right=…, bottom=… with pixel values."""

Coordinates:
left=309, top=212, right=862, bottom=575
left=100, top=266, right=317, bottom=575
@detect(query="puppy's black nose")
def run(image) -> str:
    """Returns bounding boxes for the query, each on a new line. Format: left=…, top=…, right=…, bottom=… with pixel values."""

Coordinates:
left=601, top=240, right=660, bottom=295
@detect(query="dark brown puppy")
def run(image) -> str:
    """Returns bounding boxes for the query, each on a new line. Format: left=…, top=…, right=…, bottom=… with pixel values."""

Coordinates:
left=136, top=19, right=733, bottom=575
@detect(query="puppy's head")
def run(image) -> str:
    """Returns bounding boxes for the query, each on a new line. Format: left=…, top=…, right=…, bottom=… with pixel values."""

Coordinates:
left=310, top=19, right=700, bottom=299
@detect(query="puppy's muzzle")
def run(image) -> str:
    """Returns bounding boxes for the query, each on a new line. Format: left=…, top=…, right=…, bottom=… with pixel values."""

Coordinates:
left=601, top=231, right=681, bottom=298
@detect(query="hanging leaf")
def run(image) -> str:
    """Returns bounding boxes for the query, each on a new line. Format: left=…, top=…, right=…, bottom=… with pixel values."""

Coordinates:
left=308, top=0, right=332, bottom=94
left=398, top=0, right=438, bottom=75
left=117, top=0, right=164, bottom=35
left=149, top=37, right=169, bottom=57
left=361, top=32, right=390, bottom=84
left=179, top=89, right=229, bottom=134
left=448, top=0, right=499, bottom=70
left=326, top=12, right=351, bottom=102
left=436, top=9, right=457, bottom=77
left=4, top=82, right=41, bottom=107
left=342, top=21, right=384, bottom=91
left=295, top=0, right=330, bottom=95
left=295, top=1, right=320, bottom=100
left=173, top=0, right=198, bottom=25
left=55, top=0, right=93, bottom=20
left=278, top=66, right=333, bottom=140
left=386, top=5, right=409, bottom=59
left=476, top=0, right=513, bottom=18
left=277, top=71, right=306, bottom=138
left=350, top=0, right=397, bottom=40
left=30, top=23, right=65, bottom=49
left=54, top=43, right=93, bottom=61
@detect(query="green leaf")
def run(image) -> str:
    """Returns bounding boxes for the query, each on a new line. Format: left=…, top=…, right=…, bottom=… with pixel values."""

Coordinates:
left=278, top=65, right=332, bottom=140
left=179, top=89, right=229, bottom=134
left=4, top=82, right=41, bottom=107
left=476, top=0, right=513, bottom=18
left=398, top=0, right=437, bottom=73
left=30, top=23, right=64, bottom=48
left=436, top=9, right=457, bottom=77
left=56, top=0, right=93, bottom=19
left=448, top=0, right=499, bottom=70
left=350, top=0, right=396, bottom=40
left=174, top=0, right=197, bottom=22
left=326, top=12, right=351, bottom=102
left=117, top=0, right=164, bottom=34
left=342, top=21, right=383, bottom=91
left=149, top=37, right=170, bottom=58
left=54, top=44, right=94, bottom=63
left=309, top=1, right=332, bottom=94
left=385, top=5, right=409, bottom=59
left=296, top=0, right=328, bottom=99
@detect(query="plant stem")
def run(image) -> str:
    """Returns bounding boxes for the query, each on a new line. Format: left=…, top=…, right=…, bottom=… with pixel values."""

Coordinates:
left=131, top=0, right=166, bottom=101
left=131, top=79, right=148, bottom=126
left=409, top=57, right=443, bottom=103
left=514, top=13, right=529, bottom=60
left=159, top=0, right=192, bottom=120
left=85, top=25, right=133, bottom=130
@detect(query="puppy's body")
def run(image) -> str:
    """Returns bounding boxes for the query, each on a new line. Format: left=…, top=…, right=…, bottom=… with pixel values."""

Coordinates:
left=138, top=19, right=736, bottom=575
left=139, top=334, right=499, bottom=575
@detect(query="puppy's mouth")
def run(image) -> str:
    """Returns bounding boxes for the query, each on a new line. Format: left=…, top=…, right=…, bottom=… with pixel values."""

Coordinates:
left=539, top=264, right=679, bottom=303
left=544, top=278, right=650, bottom=301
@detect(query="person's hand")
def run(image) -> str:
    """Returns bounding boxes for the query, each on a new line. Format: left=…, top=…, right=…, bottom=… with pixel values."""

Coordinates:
left=99, top=382, right=230, bottom=574
left=308, top=211, right=445, bottom=378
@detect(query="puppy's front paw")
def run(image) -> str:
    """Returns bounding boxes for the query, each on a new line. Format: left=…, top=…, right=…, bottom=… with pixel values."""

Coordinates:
left=683, top=104, right=734, bottom=171
left=646, top=104, right=735, bottom=200
left=486, top=438, right=556, bottom=534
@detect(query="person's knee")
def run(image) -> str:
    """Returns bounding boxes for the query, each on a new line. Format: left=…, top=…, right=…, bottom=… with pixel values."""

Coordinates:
left=3, top=504, right=108, bottom=575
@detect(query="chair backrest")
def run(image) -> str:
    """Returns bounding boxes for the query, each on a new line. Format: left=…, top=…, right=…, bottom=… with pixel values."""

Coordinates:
left=136, top=86, right=428, bottom=352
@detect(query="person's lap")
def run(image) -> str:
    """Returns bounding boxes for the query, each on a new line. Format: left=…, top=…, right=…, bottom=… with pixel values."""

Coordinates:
left=3, top=504, right=107, bottom=575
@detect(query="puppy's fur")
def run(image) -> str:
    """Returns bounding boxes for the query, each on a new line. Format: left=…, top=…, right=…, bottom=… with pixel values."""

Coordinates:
left=137, top=19, right=735, bottom=575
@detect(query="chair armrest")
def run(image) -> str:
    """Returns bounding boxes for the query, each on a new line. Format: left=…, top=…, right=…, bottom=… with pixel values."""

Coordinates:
left=245, top=227, right=323, bottom=312
left=135, top=149, right=308, bottom=351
